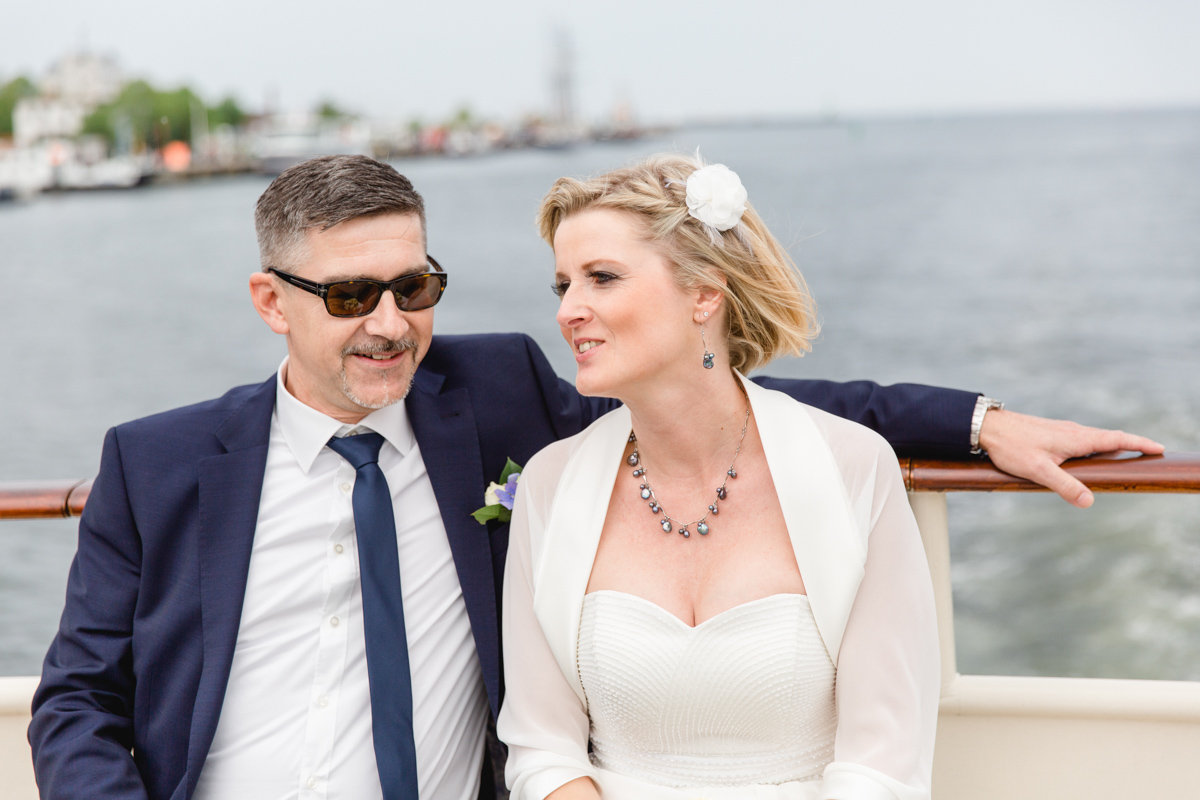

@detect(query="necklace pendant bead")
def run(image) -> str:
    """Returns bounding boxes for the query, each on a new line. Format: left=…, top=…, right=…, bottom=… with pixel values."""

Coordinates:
left=650, top=502, right=660, bottom=513
left=697, top=521, right=709, bottom=535
left=627, top=453, right=639, bottom=466
left=716, top=487, right=727, bottom=500
left=633, top=468, right=645, bottom=477
left=728, top=469, right=737, bottom=478
left=709, top=504, right=719, bottom=515
left=680, top=527, right=690, bottom=537
left=661, top=519, right=672, bottom=533
left=628, top=433, right=636, bottom=443
left=640, top=487, right=651, bottom=499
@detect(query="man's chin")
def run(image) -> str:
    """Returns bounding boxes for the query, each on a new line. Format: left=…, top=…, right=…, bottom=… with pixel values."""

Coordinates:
left=340, top=367, right=416, bottom=411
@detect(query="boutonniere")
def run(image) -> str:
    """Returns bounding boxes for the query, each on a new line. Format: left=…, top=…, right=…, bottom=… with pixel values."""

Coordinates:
left=471, top=458, right=523, bottom=524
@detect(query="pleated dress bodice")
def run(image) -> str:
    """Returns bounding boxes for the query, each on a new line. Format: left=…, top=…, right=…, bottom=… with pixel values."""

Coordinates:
left=576, top=591, right=837, bottom=789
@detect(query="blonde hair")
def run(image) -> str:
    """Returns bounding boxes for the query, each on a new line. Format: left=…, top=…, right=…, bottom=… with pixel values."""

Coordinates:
left=537, top=153, right=818, bottom=373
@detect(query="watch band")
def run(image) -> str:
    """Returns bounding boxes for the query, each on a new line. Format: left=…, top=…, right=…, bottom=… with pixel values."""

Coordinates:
left=970, top=396, right=1005, bottom=455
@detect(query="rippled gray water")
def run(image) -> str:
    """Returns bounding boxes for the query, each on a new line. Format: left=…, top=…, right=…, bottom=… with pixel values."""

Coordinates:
left=2, top=110, right=1198, bottom=678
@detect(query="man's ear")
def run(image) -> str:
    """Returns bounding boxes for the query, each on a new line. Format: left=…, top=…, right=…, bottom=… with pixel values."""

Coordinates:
left=249, top=272, right=290, bottom=335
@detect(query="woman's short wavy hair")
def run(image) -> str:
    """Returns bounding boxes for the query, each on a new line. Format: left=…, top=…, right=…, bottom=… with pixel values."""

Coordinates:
left=537, top=153, right=818, bottom=374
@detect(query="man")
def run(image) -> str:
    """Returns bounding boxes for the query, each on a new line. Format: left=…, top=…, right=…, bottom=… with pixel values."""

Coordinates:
left=29, top=155, right=1161, bottom=800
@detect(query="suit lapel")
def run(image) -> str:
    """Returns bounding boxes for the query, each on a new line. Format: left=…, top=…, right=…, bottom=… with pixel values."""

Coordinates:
left=186, top=376, right=276, bottom=797
left=405, top=369, right=503, bottom=718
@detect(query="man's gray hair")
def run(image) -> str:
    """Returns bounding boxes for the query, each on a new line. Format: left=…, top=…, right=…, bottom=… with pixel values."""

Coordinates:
left=254, top=155, right=426, bottom=271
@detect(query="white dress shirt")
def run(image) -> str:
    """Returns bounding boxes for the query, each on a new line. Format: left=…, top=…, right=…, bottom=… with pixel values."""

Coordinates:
left=194, top=360, right=489, bottom=800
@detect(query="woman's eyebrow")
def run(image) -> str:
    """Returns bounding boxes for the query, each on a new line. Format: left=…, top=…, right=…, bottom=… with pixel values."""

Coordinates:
left=580, top=259, right=626, bottom=271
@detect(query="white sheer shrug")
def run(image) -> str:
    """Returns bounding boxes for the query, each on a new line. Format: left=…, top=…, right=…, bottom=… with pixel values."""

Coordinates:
left=497, top=377, right=940, bottom=800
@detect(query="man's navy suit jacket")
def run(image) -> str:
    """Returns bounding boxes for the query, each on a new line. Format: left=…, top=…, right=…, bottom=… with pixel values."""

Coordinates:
left=28, top=333, right=976, bottom=800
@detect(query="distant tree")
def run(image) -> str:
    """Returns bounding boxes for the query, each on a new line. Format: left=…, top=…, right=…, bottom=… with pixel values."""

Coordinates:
left=450, top=106, right=473, bottom=129
left=0, top=76, right=37, bottom=137
left=317, top=100, right=350, bottom=120
left=208, top=96, right=246, bottom=129
left=83, top=81, right=205, bottom=148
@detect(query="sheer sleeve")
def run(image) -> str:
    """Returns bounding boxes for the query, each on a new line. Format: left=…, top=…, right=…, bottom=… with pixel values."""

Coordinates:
left=497, top=444, right=598, bottom=800
left=820, top=431, right=941, bottom=800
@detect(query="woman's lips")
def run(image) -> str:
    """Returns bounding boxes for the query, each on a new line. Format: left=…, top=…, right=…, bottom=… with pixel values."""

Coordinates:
left=574, top=340, right=603, bottom=363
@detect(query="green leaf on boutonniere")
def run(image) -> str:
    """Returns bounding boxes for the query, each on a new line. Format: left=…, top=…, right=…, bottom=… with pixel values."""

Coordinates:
left=471, top=457, right=524, bottom=525
left=499, top=457, right=522, bottom=484
left=471, top=504, right=509, bottom=525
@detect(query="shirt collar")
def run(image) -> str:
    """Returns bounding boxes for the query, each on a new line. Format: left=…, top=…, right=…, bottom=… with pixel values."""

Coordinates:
left=274, top=357, right=417, bottom=474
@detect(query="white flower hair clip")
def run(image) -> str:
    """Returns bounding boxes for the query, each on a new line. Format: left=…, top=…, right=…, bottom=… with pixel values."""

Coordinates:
left=685, top=162, right=748, bottom=233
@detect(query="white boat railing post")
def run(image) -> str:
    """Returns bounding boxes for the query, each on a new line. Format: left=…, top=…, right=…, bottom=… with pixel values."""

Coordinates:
left=0, top=676, right=39, bottom=800
left=908, top=490, right=958, bottom=694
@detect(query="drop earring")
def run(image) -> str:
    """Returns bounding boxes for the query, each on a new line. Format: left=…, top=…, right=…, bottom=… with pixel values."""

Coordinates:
left=700, top=316, right=715, bottom=369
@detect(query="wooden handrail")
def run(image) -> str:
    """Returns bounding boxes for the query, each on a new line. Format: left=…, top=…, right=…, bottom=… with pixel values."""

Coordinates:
left=0, top=480, right=93, bottom=520
left=1, top=452, right=1197, bottom=520
left=903, top=452, right=1200, bottom=493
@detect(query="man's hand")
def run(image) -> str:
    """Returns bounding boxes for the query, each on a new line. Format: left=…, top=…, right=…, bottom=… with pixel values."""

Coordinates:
left=978, top=410, right=1165, bottom=508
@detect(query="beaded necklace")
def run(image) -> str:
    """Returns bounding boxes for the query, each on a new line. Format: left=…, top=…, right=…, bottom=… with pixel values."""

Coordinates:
left=626, top=404, right=751, bottom=538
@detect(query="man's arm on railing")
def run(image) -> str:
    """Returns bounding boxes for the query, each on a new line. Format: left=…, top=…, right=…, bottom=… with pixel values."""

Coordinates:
left=979, top=410, right=1165, bottom=508
left=27, top=428, right=149, bottom=800
left=746, top=377, right=1166, bottom=505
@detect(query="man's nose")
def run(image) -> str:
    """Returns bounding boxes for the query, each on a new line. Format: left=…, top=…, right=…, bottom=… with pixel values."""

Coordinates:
left=363, top=290, right=412, bottom=338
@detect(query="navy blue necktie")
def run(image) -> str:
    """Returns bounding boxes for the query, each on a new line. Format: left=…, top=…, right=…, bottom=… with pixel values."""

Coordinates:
left=327, top=433, right=419, bottom=800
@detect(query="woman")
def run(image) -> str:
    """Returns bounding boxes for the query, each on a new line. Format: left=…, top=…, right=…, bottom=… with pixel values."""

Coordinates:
left=496, top=153, right=940, bottom=800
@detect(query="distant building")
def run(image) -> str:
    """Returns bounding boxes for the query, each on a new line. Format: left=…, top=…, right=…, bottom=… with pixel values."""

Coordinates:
left=13, top=51, right=123, bottom=147
left=13, top=98, right=88, bottom=147
left=40, top=52, right=122, bottom=106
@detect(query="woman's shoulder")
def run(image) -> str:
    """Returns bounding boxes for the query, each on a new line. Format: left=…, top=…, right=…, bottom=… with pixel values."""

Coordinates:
left=749, top=380, right=901, bottom=498
left=799, top=402, right=895, bottom=460
left=520, top=405, right=631, bottom=505
left=748, top=379, right=893, bottom=458
left=805, top=404, right=903, bottom=494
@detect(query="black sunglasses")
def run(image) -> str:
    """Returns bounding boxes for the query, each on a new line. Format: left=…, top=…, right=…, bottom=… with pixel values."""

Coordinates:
left=269, top=257, right=448, bottom=317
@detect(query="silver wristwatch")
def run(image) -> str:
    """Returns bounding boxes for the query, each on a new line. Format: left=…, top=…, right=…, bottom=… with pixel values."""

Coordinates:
left=970, top=396, right=1005, bottom=455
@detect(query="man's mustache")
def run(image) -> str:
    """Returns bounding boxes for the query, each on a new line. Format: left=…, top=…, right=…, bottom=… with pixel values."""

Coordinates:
left=341, top=337, right=419, bottom=358
left=340, top=335, right=420, bottom=357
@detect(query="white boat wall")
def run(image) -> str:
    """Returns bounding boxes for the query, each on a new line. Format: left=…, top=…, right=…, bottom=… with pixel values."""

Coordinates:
left=2, top=453, right=1199, bottom=799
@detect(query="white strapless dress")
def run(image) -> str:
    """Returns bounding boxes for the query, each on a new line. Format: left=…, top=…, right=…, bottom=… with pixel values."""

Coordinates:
left=576, top=591, right=837, bottom=799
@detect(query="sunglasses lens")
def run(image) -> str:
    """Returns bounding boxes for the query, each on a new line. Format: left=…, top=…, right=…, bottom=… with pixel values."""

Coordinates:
left=395, top=275, right=445, bottom=311
left=326, top=282, right=381, bottom=316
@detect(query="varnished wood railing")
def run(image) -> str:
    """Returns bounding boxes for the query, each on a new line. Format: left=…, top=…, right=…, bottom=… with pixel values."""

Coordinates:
left=1, top=452, right=1197, bottom=520
left=0, top=480, right=92, bottom=519
left=902, top=451, right=1200, bottom=493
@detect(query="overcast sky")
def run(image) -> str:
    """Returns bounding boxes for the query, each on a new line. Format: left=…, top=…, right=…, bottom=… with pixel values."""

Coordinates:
left=3, top=0, right=1198, bottom=123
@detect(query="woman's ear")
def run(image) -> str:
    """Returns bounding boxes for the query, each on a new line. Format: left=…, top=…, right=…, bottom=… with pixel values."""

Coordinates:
left=693, top=285, right=725, bottom=324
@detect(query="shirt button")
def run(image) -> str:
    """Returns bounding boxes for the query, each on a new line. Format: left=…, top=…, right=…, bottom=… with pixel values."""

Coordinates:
left=306, top=776, right=317, bottom=789
left=340, top=482, right=352, bottom=493
left=334, top=544, right=344, bottom=554
left=329, top=616, right=340, bottom=627
left=317, top=695, right=329, bottom=707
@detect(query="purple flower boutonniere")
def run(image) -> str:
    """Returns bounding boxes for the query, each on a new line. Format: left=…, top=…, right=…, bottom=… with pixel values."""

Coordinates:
left=471, top=458, right=523, bottom=524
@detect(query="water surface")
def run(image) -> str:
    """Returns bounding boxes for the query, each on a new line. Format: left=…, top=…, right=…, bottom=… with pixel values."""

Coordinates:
left=2, top=110, right=1198, bottom=678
